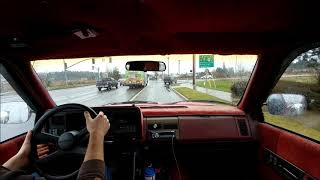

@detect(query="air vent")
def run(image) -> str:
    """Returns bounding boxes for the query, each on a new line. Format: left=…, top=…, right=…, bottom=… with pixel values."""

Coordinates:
left=237, top=118, right=249, bottom=136
left=147, top=124, right=178, bottom=130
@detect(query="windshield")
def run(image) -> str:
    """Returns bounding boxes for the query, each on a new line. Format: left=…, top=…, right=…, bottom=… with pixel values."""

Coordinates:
left=32, top=54, right=257, bottom=106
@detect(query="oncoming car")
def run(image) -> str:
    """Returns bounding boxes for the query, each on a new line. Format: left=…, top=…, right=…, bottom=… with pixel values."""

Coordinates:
left=0, top=1, right=320, bottom=180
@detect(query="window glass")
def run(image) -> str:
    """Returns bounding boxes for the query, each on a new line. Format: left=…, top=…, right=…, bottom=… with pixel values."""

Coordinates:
left=263, top=47, right=320, bottom=141
left=32, top=54, right=257, bottom=106
left=0, top=64, right=36, bottom=142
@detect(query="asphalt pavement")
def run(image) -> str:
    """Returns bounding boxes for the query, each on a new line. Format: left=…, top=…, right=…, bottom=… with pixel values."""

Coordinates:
left=132, top=80, right=183, bottom=103
left=49, top=85, right=141, bottom=106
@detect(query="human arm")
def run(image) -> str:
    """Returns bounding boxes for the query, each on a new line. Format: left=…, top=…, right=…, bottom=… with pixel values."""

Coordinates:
left=0, top=131, right=36, bottom=180
left=77, top=111, right=110, bottom=180
left=2, top=131, right=32, bottom=171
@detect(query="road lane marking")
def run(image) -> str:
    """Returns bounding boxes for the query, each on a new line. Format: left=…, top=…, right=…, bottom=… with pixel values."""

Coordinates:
left=171, top=88, right=188, bottom=101
left=129, top=87, right=146, bottom=101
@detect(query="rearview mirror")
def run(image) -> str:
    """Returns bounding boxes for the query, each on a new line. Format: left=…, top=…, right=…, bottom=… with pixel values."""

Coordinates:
left=125, top=61, right=166, bottom=72
left=267, top=94, right=307, bottom=116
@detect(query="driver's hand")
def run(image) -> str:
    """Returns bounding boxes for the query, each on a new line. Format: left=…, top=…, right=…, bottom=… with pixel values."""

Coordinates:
left=84, top=111, right=110, bottom=138
left=3, top=130, right=32, bottom=170
left=17, top=130, right=32, bottom=159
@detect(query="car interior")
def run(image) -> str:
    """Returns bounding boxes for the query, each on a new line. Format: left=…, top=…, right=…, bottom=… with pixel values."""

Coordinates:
left=0, top=0, right=320, bottom=180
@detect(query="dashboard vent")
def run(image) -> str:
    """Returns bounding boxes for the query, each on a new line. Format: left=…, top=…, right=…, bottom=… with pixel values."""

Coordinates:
left=237, top=118, right=249, bottom=136
left=147, top=124, right=178, bottom=130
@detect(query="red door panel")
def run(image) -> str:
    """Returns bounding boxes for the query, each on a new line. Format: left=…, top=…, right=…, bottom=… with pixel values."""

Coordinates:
left=0, top=135, right=25, bottom=165
left=258, top=123, right=320, bottom=179
left=258, top=124, right=282, bottom=180
left=277, top=130, right=320, bottom=178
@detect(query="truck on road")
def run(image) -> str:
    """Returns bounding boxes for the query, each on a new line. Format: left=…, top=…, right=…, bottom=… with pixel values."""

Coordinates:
left=96, top=77, right=118, bottom=91
left=163, top=76, right=177, bottom=85
left=123, top=71, right=148, bottom=89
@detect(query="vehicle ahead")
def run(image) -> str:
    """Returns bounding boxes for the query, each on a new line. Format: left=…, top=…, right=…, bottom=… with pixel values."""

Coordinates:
left=163, top=76, right=177, bottom=85
left=123, top=71, right=148, bottom=88
left=1, top=1, right=320, bottom=180
left=96, top=77, right=118, bottom=91
left=149, top=76, right=157, bottom=80
left=118, top=78, right=126, bottom=86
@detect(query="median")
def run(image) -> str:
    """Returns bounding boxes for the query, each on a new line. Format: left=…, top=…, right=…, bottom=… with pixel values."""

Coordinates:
left=172, top=87, right=229, bottom=104
left=196, top=79, right=233, bottom=92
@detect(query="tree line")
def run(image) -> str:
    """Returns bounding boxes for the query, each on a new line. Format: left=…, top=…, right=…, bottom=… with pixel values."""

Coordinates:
left=38, top=68, right=122, bottom=87
left=288, top=47, right=320, bottom=84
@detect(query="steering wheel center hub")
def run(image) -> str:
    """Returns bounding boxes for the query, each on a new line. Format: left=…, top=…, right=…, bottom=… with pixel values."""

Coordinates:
left=58, top=132, right=76, bottom=150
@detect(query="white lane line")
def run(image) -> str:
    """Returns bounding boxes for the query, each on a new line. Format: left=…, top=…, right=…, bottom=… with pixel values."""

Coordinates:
left=171, top=87, right=188, bottom=101
left=129, top=87, right=146, bottom=101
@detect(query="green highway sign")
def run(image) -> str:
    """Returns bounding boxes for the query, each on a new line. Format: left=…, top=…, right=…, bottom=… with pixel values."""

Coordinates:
left=199, top=55, right=214, bottom=68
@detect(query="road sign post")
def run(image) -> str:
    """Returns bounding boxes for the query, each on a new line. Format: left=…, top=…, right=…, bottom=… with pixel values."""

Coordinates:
left=199, top=55, right=215, bottom=93
left=192, top=54, right=196, bottom=88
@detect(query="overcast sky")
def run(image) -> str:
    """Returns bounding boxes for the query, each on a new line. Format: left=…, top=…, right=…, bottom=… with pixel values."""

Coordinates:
left=32, top=54, right=257, bottom=74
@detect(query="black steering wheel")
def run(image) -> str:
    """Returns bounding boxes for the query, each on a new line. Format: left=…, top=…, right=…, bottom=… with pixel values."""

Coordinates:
left=30, top=103, right=97, bottom=180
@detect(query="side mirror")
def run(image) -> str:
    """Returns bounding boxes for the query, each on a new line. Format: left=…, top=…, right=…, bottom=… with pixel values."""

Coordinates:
left=125, top=61, right=166, bottom=72
left=0, top=111, right=9, bottom=123
left=267, top=94, right=307, bottom=116
left=0, top=102, right=32, bottom=124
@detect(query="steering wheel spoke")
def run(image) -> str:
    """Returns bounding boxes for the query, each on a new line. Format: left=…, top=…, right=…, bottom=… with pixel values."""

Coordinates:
left=33, top=132, right=59, bottom=144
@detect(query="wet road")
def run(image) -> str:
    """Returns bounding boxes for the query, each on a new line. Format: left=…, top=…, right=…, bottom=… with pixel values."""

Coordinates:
left=49, top=85, right=141, bottom=106
left=1, top=85, right=141, bottom=106
left=132, top=80, right=183, bottom=103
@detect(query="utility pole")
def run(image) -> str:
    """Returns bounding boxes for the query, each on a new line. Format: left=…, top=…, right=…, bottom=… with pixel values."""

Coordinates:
left=106, top=57, right=109, bottom=78
left=178, top=59, right=180, bottom=75
left=63, top=59, right=68, bottom=86
left=167, top=55, right=170, bottom=76
left=98, top=67, right=100, bottom=81
left=192, top=54, right=196, bottom=88
left=105, top=56, right=112, bottom=78
left=235, top=55, right=237, bottom=76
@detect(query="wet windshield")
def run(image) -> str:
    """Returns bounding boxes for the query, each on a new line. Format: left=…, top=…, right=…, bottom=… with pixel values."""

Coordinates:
left=32, top=54, right=257, bottom=106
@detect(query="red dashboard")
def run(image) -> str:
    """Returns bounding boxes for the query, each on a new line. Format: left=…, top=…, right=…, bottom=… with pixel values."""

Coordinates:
left=138, top=103, right=255, bottom=142
left=46, top=103, right=255, bottom=144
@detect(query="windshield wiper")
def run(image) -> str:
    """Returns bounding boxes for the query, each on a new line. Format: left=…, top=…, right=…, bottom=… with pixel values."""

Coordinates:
left=109, top=101, right=158, bottom=105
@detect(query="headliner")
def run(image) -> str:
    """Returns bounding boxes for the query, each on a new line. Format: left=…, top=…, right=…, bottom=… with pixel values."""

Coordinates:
left=0, top=0, right=319, bottom=60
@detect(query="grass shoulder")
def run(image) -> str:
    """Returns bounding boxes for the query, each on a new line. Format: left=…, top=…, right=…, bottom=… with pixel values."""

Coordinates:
left=264, top=112, right=320, bottom=141
left=173, top=87, right=230, bottom=104
left=47, top=82, right=96, bottom=90
left=196, top=79, right=233, bottom=92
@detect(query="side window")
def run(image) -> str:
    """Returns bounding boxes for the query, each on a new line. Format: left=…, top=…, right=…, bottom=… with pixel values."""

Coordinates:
left=0, top=64, right=36, bottom=142
left=263, top=47, right=320, bottom=141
